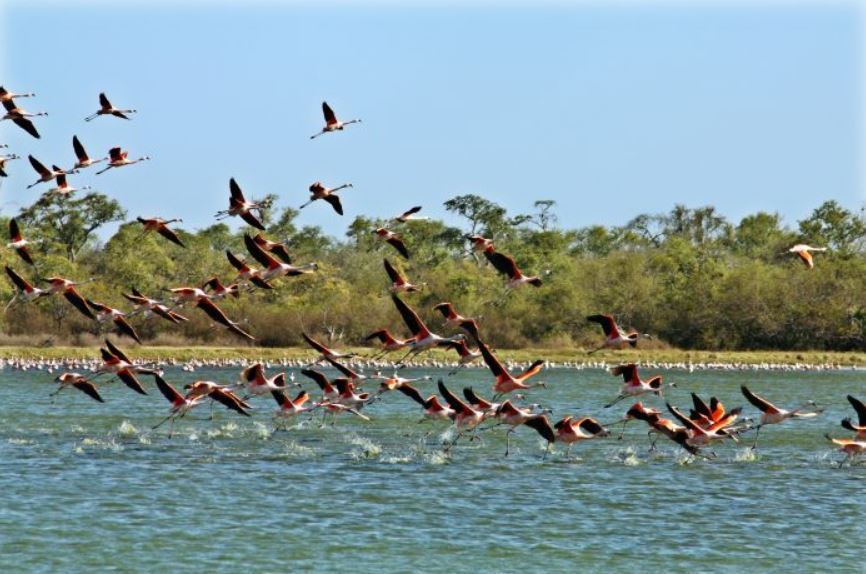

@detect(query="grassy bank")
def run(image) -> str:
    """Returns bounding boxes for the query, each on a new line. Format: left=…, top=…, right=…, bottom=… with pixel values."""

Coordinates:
left=1, top=345, right=865, bottom=366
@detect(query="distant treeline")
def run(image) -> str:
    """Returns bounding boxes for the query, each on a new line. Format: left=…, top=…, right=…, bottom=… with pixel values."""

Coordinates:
left=3, top=190, right=866, bottom=351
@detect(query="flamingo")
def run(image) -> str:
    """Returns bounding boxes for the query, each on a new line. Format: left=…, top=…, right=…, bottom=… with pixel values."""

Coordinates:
left=85, top=299, right=143, bottom=344
left=4, top=266, right=49, bottom=309
left=215, top=178, right=266, bottom=230
left=604, top=364, right=668, bottom=408
left=432, top=302, right=480, bottom=338
left=271, top=389, right=318, bottom=425
left=94, top=340, right=155, bottom=395
left=384, top=258, right=423, bottom=293
left=375, top=373, right=432, bottom=394
left=392, top=206, right=429, bottom=224
left=237, top=363, right=288, bottom=397
left=483, top=249, right=542, bottom=288
left=43, top=276, right=96, bottom=320
left=243, top=234, right=318, bottom=281
left=300, top=181, right=353, bottom=215
left=252, top=233, right=292, bottom=263
left=399, top=386, right=456, bottom=423
left=122, top=288, right=188, bottom=324
left=225, top=250, right=273, bottom=290
left=665, top=402, right=741, bottom=447
left=438, top=380, right=487, bottom=446
left=840, top=395, right=866, bottom=440
left=71, top=135, right=106, bottom=170
left=169, top=287, right=254, bottom=341
left=201, top=277, right=240, bottom=300
left=85, top=92, right=137, bottom=121
left=493, top=400, right=555, bottom=456
left=554, top=416, right=609, bottom=457
left=8, top=219, right=34, bottom=266
left=183, top=381, right=252, bottom=417
left=586, top=314, right=651, bottom=353
left=0, top=153, right=20, bottom=177
left=48, top=168, right=90, bottom=196
left=2, top=98, right=46, bottom=139
left=50, top=372, right=104, bottom=403
left=364, top=329, right=414, bottom=359
left=476, top=338, right=545, bottom=397
left=741, top=385, right=821, bottom=449
left=333, top=378, right=371, bottom=409
left=310, top=101, right=361, bottom=139
left=95, top=146, right=150, bottom=175
left=826, top=434, right=866, bottom=467
left=27, top=155, right=69, bottom=189
left=787, top=244, right=828, bottom=269
left=302, top=332, right=355, bottom=363
left=152, top=374, right=205, bottom=436
left=137, top=217, right=184, bottom=247
left=443, top=339, right=482, bottom=373
left=301, top=369, right=340, bottom=403
left=390, top=293, right=466, bottom=364
left=622, top=403, right=702, bottom=455
left=0, top=86, right=36, bottom=102
left=465, top=234, right=495, bottom=253
left=373, top=227, right=409, bottom=259
left=324, top=356, right=367, bottom=384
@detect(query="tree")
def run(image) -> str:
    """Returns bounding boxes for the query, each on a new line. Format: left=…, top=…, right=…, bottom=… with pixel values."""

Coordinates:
left=18, top=192, right=126, bottom=261
left=798, top=200, right=866, bottom=253
left=443, top=194, right=508, bottom=236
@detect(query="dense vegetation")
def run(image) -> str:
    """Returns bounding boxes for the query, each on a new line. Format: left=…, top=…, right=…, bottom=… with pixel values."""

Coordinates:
left=3, top=190, right=866, bottom=352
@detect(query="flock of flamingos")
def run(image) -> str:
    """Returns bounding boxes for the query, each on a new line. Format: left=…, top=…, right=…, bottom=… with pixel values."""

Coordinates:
left=0, top=86, right=862, bottom=465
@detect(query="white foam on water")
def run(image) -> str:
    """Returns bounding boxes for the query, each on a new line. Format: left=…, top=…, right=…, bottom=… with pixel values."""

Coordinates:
left=251, top=421, right=271, bottom=440
left=117, top=420, right=138, bottom=437
left=348, top=434, right=382, bottom=459
left=7, top=437, right=34, bottom=445
left=733, top=448, right=759, bottom=462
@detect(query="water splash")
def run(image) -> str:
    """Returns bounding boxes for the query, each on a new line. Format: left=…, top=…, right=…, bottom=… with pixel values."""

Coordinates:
left=733, top=448, right=758, bottom=462
left=117, top=420, right=138, bottom=437
left=348, top=434, right=382, bottom=459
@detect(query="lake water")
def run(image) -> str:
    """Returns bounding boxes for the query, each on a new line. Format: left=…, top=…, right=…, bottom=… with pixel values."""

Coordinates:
left=1, top=366, right=864, bottom=573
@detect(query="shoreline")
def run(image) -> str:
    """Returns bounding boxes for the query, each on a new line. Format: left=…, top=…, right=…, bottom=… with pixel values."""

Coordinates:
left=0, top=345, right=865, bottom=370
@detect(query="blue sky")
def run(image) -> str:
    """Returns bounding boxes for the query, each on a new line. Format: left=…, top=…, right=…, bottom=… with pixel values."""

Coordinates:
left=1, top=1, right=863, bottom=240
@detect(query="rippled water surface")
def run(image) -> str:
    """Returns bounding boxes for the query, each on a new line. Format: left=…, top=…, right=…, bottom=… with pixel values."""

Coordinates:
left=1, top=366, right=865, bottom=573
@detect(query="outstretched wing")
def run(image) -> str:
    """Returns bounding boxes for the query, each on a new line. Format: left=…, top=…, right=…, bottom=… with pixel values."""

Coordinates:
left=240, top=210, right=266, bottom=231
left=72, top=135, right=88, bottom=161
left=322, top=101, right=337, bottom=125
left=15, top=118, right=39, bottom=139
left=740, top=385, right=778, bottom=414
left=386, top=236, right=409, bottom=259
left=64, top=288, right=96, bottom=320
left=383, top=259, right=402, bottom=284
left=390, top=293, right=427, bottom=337
left=73, top=380, right=105, bottom=403
left=157, top=225, right=185, bottom=248
left=244, top=234, right=278, bottom=268
left=848, top=395, right=866, bottom=426
left=586, top=314, right=616, bottom=337
left=484, top=250, right=520, bottom=278
left=437, top=379, right=467, bottom=413
left=105, top=338, right=133, bottom=364
left=476, top=339, right=506, bottom=378
left=5, top=266, right=32, bottom=291
left=154, top=374, right=184, bottom=404
left=322, top=194, right=344, bottom=216
left=396, top=383, right=425, bottom=406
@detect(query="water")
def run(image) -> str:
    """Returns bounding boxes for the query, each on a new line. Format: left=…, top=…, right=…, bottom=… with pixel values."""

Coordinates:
left=1, top=366, right=864, bottom=573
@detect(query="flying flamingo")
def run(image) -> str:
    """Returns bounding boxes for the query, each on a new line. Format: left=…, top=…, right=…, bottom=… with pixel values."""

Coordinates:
left=85, top=92, right=137, bottom=121
left=236, top=363, right=288, bottom=398
left=604, top=364, right=668, bottom=408
left=86, top=299, right=142, bottom=343
left=48, top=168, right=90, bottom=196
left=50, top=372, right=104, bottom=403
left=123, top=288, right=188, bottom=324
left=27, top=155, right=69, bottom=189
left=137, top=217, right=185, bottom=247
left=432, top=302, right=480, bottom=339
left=483, top=250, right=542, bottom=288
left=95, top=146, right=150, bottom=175
left=152, top=373, right=205, bottom=437
left=384, top=258, right=423, bottom=293
left=300, top=181, right=353, bottom=215
left=396, top=384, right=456, bottom=423
left=183, top=381, right=252, bottom=418
left=215, top=178, right=266, bottom=230
left=310, top=101, right=361, bottom=139
left=243, top=234, right=318, bottom=281
left=787, top=244, right=828, bottom=269
left=225, top=251, right=273, bottom=290
left=390, top=293, right=466, bottom=364
left=375, top=373, right=432, bottom=394
left=4, top=266, right=49, bottom=309
left=324, top=356, right=367, bottom=384
left=443, top=339, right=482, bottom=373
left=476, top=338, right=545, bottom=397
left=392, top=206, right=429, bottom=224
left=169, top=287, right=254, bottom=341
left=741, top=385, right=821, bottom=449
left=493, top=400, right=555, bottom=456
left=302, top=332, right=355, bottom=364
left=465, top=234, right=495, bottom=253
left=0, top=153, right=19, bottom=177
left=438, top=380, right=487, bottom=446
left=825, top=434, right=866, bottom=467
left=364, top=329, right=414, bottom=359
left=252, top=233, right=292, bottom=263
left=586, top=314, right=651, bottom=353
left=8, top=219, right=34, bottom=266
left=554, top=416, right=609, bottom=457
left=94, top=340, right=155, bottom=395
left=2, top=98, right=46, bottom=139
left=841, top=395, right=866, bottom=440
left=71, top=135, right=106, bottom=170
left=665, top=402, right=742, bottom=448
left=270, top=389, right=319, bottom=428
left=301, top=369, right=340, bottom=403
left=333, top=378, right=371, bottom=409
left=373, top=227, right=409, bottom=259
left=43, top=276, right=96, bottom=320
left=0, top=86, right=36, bottom=101
left=201, top=277, right=240, bottom=300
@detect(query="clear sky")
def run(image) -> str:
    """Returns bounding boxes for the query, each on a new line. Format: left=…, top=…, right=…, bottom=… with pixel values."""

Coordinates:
left=1, top=1, right=863, bottom=240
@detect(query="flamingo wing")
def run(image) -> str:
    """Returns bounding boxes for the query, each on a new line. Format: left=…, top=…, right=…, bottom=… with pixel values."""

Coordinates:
left=483, top=250, right=520, bottom=278
left=64, top=288, right=96, bottom=320
left=5, top=266, right=32, bottom=291
left=154, top=374, right=184, bottom=404
left=157, top=225, right=185, bottom=248
left=72, top=135, right=88, bottom=161
left=848, top=395, right=866, bottom=426
left=302, top=332, right=330, bottom=354
left=390, top=293, right=427, bottom=337
left=383, top=258, right=403, bottom=284
left=386, top=236, right=409, bottom=259
left=117, top=369, right=148, bottom=395
left=322, top=101, right=337, bottom=125
left=244, top=234, right=278, bottom=268
left=740, top=385, right=779, bottom=414
left=322, top=194, right=344, bottom=216
left=396, top=383, right=425, bottom=406
left=28, top=155, right=50, bottom=177
left=105, top=339, right=134, bottom=364
left=73, top=380, right=104, bottom=403
left=99, top=92, right=112, bottom=109
left=437, top=380, right=468, bottom=413
left=525, top=415, right=555, bottom=443
left=113, top=316, right=142, bottom=344
left=586, top=314, right=617, bottom=337
left=476, top=339, right=506, bottom=378
left=14, top=118, right=39, bottom=139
